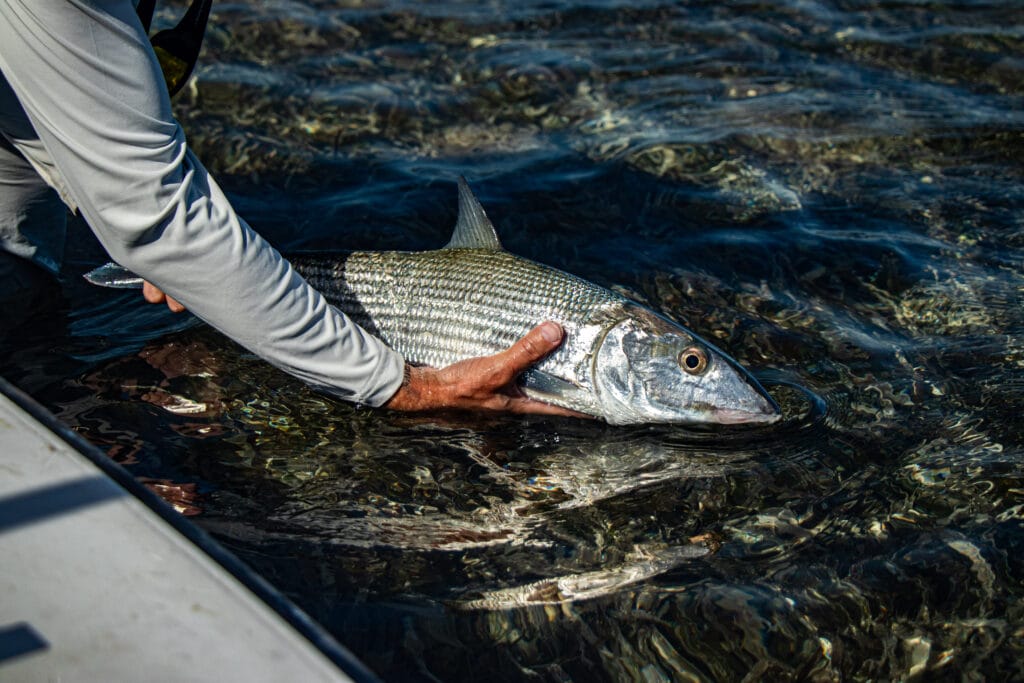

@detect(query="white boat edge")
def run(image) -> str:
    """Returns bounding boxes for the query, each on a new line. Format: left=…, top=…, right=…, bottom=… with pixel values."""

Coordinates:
left=0, top=375, right=375, bottom=683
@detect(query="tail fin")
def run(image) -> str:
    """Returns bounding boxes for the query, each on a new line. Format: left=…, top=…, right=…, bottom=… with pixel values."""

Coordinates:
left=83, top=263, right=144, bottom=289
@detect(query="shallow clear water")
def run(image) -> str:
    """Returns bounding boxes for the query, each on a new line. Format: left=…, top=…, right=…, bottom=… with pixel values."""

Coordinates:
left=3, top=0, right=1024, bottom=680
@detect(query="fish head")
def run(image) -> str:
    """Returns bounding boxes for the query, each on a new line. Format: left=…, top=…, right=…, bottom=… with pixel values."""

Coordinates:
left=591, top=306, right=781, bottom=426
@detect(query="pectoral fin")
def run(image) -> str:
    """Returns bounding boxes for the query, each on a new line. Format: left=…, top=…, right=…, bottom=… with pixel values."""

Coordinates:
left=520, top=370, right=600, bottom=416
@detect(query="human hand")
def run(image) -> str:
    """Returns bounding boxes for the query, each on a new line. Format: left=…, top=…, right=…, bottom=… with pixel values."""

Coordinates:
left=384, top=321, right=588, bottom=418
left=142, top=280, right=186, bottom=313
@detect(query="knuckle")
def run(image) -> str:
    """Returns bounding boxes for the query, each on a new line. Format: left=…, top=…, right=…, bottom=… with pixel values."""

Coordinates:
left=513, top=332, right=544, bottom=362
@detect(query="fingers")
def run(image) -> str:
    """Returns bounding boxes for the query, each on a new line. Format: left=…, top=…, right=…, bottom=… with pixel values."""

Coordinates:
left=492, top=322, right=564, bottom=383
left=164, top=295, right=186, bottom=313
left=142, top=280, right=164, bottom=304
left=142, top=280, right=186, bottom=313
left=504, top=396, right=594, bottom=419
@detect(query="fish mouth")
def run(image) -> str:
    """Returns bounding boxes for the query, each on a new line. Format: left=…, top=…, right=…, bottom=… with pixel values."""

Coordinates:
left=710, top=394, right=782, bottom=425
left=711, top=407, right=782, bottom=425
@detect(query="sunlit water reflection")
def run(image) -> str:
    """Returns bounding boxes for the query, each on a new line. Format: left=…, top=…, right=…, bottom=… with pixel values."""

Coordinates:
left=3, top=0, right=1024, bottom=680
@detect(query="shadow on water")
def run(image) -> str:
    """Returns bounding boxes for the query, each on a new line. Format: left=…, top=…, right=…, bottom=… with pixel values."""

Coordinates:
left=4, top=0, right=1024, bottom=680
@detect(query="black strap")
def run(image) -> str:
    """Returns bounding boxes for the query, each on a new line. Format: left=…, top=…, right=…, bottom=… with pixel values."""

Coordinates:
left=136, top=0, right=213, bottom=97
left=135, top=0, right=156, bottom=33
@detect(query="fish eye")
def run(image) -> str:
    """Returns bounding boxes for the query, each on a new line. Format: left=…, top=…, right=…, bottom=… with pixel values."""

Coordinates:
left=678, top=347, right=708, bottom=375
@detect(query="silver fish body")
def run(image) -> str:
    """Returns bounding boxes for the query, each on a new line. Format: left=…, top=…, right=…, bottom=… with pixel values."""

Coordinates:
left=292, top=180, right=780, bottom=425
left=84, top=178, right=780, bottom=425
left=294, top=247, right=621, bottom=418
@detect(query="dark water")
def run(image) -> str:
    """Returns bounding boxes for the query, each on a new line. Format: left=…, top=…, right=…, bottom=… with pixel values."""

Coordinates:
left=4, top=0, right=1024, bottom=680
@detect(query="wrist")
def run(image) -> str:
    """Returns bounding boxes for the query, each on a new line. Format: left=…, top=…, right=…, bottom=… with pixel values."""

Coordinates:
left=383, top=364, right=438, bottom=411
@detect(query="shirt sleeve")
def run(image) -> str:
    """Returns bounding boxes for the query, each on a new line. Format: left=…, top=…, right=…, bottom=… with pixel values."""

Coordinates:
left=0, top=0, right=405, bottom=406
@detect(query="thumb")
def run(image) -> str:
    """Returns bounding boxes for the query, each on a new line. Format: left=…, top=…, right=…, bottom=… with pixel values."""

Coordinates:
left=498, top=322, right=564, bottom=378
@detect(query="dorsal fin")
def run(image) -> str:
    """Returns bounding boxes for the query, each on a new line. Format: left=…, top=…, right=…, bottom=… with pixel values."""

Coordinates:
left=444, top=176, right=503, bottom=250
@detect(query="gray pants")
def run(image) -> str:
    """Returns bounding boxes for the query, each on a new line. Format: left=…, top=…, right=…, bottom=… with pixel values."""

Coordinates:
left=0, top=106, right=65, bottom=276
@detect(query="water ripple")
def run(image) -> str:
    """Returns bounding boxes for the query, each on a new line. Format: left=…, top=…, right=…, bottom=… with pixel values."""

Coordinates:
left=4, top=1, right=1024, bottom=681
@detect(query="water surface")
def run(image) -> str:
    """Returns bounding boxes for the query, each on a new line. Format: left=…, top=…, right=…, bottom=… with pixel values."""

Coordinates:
left=3, top=1, right=1024, bottom=680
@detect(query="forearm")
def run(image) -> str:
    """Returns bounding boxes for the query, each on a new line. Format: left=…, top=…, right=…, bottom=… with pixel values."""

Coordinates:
left=109, top=150, right=406, bottom=405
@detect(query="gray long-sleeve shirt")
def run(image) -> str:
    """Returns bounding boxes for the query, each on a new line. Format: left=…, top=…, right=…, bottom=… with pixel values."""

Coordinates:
left=0, top=0, right=405, bottom=405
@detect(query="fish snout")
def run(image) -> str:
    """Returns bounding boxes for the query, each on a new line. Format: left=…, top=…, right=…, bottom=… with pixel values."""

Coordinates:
left=703, top=358, right=782, bottom=426
left=710, top=393, right=782, bottom=425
